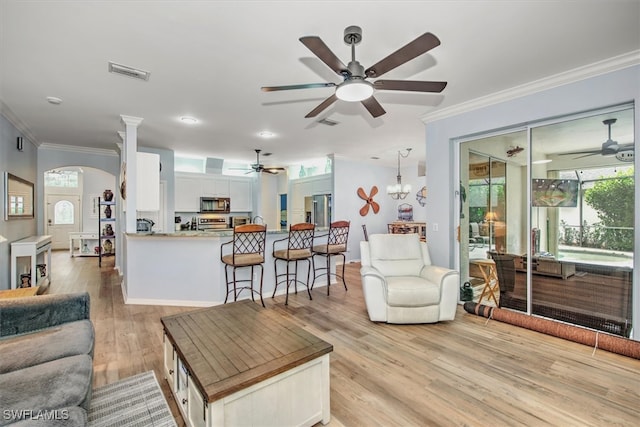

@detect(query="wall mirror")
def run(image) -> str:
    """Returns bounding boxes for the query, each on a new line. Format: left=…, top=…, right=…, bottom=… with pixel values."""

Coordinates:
left=4, top=172, right=34, bottom=220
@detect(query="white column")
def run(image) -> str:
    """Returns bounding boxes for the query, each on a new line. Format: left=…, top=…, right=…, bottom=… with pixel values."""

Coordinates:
left=120, top=115, right=143, bottom=233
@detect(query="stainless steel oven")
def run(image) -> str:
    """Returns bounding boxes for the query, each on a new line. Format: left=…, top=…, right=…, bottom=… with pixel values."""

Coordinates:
left=231, top=216, right=250, bottom=227
left=200, top=197, right=230, bottom=213
left=197, top=217, right=230, bottom=231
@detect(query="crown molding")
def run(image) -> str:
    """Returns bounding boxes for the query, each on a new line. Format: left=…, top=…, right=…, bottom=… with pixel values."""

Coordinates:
left=38, top=142, right=119, bottom=157
left=0, top=101, right=39, bottom=146
left=421, top=50, right=640, bottom=124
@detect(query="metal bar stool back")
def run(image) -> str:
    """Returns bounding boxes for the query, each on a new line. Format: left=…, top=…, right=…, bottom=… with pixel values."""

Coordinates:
left=312, top=220, right=350, bottom=295
left=272, top=223, right=315, bottom=305
left=220, top=224, right=267, bottom=307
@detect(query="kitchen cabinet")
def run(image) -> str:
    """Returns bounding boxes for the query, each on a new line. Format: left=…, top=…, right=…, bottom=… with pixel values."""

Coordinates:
left=175, top=175, right=201, bottom=212
left=202, top=177, right=229, bottom=197
left=312, top=174, right=332, bottom=194
left=229, top=178, right=252, bottom=212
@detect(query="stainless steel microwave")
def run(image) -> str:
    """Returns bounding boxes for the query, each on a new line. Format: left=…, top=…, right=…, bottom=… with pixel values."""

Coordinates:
left=200, top=197, right=230, bottom=213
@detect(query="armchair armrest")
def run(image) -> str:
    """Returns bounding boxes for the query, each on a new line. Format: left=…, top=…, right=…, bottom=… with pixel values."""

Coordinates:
left=360, top=265, right=388, bottom=322
left=360, top=265, right=385, bottom=282
left=0, top=292, right=90, bottom=338
left=420, top=265, right=458, bottom=287
left=420, top=265, right=460, bottom=321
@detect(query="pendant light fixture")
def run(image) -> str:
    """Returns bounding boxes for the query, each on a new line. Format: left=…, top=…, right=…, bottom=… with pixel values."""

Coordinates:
left=387, top=148, right=412, bottom=200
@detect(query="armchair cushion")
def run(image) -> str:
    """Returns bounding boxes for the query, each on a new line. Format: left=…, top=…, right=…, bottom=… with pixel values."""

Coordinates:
left=386, top=276, right=440, bottom=307
left=360, top=234, right=459, bottom=324
left=368, top=233, right=428, bottom=277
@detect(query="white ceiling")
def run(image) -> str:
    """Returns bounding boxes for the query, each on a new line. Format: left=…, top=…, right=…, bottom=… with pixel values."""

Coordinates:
left=1, top=1, right=639, bottom=168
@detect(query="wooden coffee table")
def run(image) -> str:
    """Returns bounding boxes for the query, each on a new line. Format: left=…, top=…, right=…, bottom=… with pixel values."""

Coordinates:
left=0, top=286, right=40, bottom=300
left=161, top=300, right=333, bottom=427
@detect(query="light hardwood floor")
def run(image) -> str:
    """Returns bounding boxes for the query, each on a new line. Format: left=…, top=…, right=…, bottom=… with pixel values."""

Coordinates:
left=48, top=251, right=640, bottom=426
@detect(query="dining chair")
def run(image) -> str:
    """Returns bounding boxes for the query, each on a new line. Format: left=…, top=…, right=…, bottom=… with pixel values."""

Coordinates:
left=311, top=220, right=350, bottom=295
left=220, top=224, right=267, bottom=307
left=272, top=223, right=315, bottom=305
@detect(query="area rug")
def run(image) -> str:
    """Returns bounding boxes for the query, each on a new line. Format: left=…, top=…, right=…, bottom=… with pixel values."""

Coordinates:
left=88, top=371, right=177, bottom=427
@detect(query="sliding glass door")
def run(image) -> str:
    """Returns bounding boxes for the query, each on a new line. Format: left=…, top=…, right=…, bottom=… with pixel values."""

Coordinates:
left=459, top=105, right=634, bottom=337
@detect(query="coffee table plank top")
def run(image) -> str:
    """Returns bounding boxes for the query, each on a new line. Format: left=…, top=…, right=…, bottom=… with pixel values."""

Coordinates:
left=161, top=300, right=333, bottom=402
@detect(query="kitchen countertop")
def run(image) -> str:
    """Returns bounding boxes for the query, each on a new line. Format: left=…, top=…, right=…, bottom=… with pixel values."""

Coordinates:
left=125, top=229, right=289, bottom=238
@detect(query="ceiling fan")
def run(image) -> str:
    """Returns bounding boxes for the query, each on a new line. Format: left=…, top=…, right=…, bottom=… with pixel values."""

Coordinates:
left=561, top=118, right=634, bottom=160
left=246, top=149, right=286, bottom=174
left=261, top=26, right=447, bottom=118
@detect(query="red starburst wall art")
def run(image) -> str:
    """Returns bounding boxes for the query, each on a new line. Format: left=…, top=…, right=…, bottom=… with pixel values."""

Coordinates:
left=358, top=186, right=380, bottom=216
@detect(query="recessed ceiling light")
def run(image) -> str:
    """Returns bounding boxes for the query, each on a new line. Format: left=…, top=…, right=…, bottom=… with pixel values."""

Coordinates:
left=258, top=131, right=275, bottom=138
left=46, top=96, right=63, bottom=105
left=181, top=117, right=198, bottom=124
left=532, top=159, right=553, bottom=164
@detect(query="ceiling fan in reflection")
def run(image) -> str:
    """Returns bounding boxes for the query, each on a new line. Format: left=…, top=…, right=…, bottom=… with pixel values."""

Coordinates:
left=560, top=119, right=634, bottom=162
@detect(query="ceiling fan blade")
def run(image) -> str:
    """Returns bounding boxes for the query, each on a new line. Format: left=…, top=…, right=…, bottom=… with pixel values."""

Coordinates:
left=299, top=36, right=348, bottom=75
left=357, top=187, right=368, bottom=200
left=370, top=185, right=379, bottom=197
left=261, top=82, right=336, bottom=92
left=373, top=80, right=447, bottom=93
left=361, top=96, right=386, bottom=118
left=371, top=201, right=380, bottom=214
left=359, top=204, right=370, bottom=217
left=365, top=32, right=441, bottom=78
left=573, top=153, right=601, bottom=159
left=558, top=149, right=602, bottom=156
left=305, top=94, right=338, bottom=118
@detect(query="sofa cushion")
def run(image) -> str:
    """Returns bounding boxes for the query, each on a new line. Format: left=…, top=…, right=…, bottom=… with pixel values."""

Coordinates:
left=6, top=406, right=87, bottom=427
left=0, top=354, right=93, bottom=426
left=369, top=234, right=424, bottom=277
left=386, top=276, right=441, bottom=307
left=0, top=320, right=94, bottom=374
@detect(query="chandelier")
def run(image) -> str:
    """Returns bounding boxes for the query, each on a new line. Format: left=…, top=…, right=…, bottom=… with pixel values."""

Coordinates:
left=387, top=148, right=412, bottom=200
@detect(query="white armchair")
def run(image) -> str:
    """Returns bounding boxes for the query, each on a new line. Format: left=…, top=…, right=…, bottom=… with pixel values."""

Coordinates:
left=360, top=233, right=459, bottom=324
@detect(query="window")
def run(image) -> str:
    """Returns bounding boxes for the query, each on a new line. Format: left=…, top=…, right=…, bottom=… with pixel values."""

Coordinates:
left=44, top=170, right=79, bottom=187
left=54, top=200, right=74, bottom=225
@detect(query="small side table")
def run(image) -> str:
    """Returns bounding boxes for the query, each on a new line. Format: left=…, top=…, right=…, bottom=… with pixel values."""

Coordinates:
left=471, top=258, right=499, bottom=306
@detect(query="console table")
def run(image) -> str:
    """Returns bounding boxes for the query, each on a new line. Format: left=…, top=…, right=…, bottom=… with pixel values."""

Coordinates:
left=69, top=232, right=99, bottom=257
left=10, top=235, right=52, bottom=289
left=161, top=300, right=333, bottom=427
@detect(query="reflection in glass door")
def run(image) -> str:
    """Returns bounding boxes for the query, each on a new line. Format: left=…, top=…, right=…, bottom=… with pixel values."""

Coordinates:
left=458, top=105, right=634, bottom=338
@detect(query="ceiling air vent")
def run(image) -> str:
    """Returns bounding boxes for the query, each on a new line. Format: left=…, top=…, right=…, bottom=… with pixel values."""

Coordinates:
left=317, top=118, right=339, bottom=126
left=108, top=61, right=150, bottom=81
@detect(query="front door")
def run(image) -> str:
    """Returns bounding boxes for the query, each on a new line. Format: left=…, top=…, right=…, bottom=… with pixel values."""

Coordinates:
left=45, top=194, right=80, bottom=249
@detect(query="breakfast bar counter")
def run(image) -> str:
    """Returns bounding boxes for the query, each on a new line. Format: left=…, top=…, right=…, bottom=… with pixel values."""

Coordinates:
left=123, top=230, right=333, bottom=306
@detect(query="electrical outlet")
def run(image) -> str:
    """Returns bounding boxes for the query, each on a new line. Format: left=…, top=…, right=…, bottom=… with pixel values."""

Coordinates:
left=432, top=223, right=439, bottom=232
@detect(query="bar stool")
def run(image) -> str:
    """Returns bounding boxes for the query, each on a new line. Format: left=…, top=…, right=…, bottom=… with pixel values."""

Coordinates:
left=220, top=224, right=267, bottom=307
left=272, top=223, right=315, bottom=305
left=312, top=220, right=350, bottom=295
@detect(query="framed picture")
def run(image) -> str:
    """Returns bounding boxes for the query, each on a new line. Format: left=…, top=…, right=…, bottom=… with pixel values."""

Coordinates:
left=90, top=194, right=100, bottom=218
left=4, top=172, right=35, bottom=220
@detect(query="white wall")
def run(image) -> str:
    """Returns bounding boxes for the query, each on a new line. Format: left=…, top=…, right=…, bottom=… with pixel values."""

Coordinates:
left=0, top=114, right=38, bottom=290
left=333, top=156, right=397, bottom=262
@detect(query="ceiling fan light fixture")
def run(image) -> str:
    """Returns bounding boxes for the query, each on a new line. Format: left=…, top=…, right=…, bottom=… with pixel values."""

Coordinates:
left=335, top=79, right=374, bottom=102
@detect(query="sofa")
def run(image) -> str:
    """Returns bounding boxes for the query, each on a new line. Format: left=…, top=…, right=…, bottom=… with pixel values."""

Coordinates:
left=0, top=293, right=94, bottom=426
left=360, top=234, right=459, bottom=324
